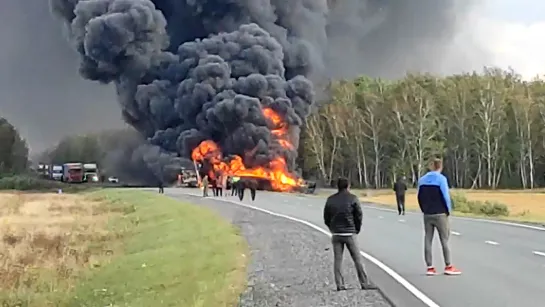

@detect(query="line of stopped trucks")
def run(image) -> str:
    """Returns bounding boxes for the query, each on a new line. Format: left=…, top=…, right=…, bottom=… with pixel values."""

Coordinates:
left=35, top=162, right=118, bottom=184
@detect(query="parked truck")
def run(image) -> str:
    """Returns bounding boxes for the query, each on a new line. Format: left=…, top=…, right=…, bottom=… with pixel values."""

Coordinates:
left=50, top=165, right=63, bottom=181
left=83, top=163, right=99, bottom=182
left=62, top=163, right=84, bottom=183
left=37, top=163, right=50, bottom=178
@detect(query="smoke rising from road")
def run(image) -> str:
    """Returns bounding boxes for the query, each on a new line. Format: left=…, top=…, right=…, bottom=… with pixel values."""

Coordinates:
left=49, top=0, right=480, bottom=181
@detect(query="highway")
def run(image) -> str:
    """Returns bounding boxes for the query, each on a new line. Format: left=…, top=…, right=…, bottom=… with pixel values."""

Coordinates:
left=166, top=188, right=545, bottom=307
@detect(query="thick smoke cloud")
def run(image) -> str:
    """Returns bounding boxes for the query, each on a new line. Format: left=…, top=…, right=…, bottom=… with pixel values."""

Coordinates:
left=49, top=0, right=481, bottom=180
left=99, top=130, right=191, bottom=184
left=51, top=0, right=316, bottom=173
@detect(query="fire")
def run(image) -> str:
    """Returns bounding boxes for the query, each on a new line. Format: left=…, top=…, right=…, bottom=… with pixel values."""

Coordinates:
left=190, top=107, right=303, bottom=192
left=262, top=107, right=295, bottom=150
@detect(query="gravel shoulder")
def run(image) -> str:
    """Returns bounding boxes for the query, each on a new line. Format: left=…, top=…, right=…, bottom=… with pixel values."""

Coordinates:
left=176, top=194, right=392, bottom=307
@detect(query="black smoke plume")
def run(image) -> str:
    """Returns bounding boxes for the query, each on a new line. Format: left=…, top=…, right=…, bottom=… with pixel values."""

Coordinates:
left=99, top=130, right=191, bottom=184
left=49, top=0, right=478, bottom=180
left=50, top=0, right=315, bottom=174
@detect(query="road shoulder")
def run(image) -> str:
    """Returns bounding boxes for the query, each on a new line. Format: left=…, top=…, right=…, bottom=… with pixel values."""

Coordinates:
left=177, top=194, right=391, bottom=307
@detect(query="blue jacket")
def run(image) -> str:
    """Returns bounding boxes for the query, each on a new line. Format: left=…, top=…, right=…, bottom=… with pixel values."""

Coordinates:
left=417, top=171, right=452, bottom=215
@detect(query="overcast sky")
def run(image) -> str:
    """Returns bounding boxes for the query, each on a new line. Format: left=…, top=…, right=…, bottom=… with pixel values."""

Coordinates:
left=467, top=0, right=545, bottom=78
left=0, top=0, right=543, bottom=153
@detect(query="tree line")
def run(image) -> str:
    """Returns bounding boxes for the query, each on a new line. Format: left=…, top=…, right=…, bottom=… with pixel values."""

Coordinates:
left=0, top=117, right=28, bottom=176
left=299, top=68, right=545, bottom=189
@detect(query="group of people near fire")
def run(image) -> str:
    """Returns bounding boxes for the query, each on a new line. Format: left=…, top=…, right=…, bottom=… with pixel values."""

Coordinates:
left=201, top=172, right=258, bottom=202
left=195, top=157, right=460, bottom=292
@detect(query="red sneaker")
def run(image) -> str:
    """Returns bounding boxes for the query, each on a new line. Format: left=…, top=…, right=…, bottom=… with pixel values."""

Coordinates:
left=426, top=267, right=437, bottom=276
left=444, top=265, right=462, bottom=275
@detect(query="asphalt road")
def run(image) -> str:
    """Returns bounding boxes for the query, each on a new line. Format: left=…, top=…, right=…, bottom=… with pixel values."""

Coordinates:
left=165, top=188, right=545, bottom=307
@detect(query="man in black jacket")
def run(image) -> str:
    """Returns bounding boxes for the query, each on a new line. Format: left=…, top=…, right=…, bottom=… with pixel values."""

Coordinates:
left=393, top=176, right=408, bottom=215
left=323, top=178, right=377, bottom=291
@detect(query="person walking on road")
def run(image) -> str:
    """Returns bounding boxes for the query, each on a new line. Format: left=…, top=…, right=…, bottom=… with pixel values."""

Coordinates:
left=231, top=176, right=240, bottom=196
left=323, top=178, right=377, bottom=291
left=246, top=178, right=258, bottom=201
left=220, top=174, right=228, bottom=197
left=202, top=175, right=209, bottom=197
left=417, top=158, right=462, bottom=276
left=393, top=176, right=407, bottom=215
left=158, top=180, right=164, bottom=194
left=237, top=179, right=245, bottom=201
left=211, top=176, right=218, bottom=197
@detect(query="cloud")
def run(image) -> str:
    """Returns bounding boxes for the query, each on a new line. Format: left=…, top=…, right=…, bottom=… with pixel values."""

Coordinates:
left=481, top=19, right=545, bottom=79
left=440, top=2, right=545, bottom=80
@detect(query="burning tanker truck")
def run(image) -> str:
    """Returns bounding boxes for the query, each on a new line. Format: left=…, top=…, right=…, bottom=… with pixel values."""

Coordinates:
left=50, top=0, right=316, bottom=191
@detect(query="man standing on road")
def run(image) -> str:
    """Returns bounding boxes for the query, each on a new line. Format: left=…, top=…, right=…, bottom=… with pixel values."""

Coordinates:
left=417, top=158, right=462, bottom=276
left=202, top=175, right=209, bottom=197
left=220, top=173, right=228, bottom=197
left=211, top=176, right=218, bottom=197
left=246, top=178, right=258, bottom=201
left=158, top=180, right=164, bottom=194
left=323, top=178, right=377, bottom=291
left=231, top=176, right=240, bottom=196
left=237, top=178, right=246, bottom=201
left=393, top=176, right=407, bottom=215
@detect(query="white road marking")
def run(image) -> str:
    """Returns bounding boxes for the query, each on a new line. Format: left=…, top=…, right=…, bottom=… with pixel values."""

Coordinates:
left=451, top=231, right=461, bottom=236
left=398, top=219, right=406, bottom=223
left=361, top=204, right=545, bottom=231
left=176, top=191, right=440, bottom=307
left=533, top=251, right=545, bottom=257
left=485, top=240, right=500, bottom=245
left=378, top=216, right=384, bottom=219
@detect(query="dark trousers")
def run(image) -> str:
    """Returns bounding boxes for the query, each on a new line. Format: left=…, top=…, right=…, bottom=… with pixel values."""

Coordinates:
left=231, top=186, right=237, bottom=196
left=158, top=187, right=164, bottom=194
left=250, top=188, right=256, bottom=201
left=396, top=194, right=405, bottom=214
left=217, top=188, right=223, bottom=197
left=238, top=188, right=245, bottom=201
left=331, top=235, right=369, bottom=288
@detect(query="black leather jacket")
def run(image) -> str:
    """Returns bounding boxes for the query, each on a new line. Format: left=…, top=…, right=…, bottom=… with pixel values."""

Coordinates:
left=323, top=190, right=363, bottom=234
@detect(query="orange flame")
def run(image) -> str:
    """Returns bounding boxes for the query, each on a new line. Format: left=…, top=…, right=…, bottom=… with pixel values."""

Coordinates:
left=190, top=108, right=303, bottom=192
left=262, top=107, right=295, bottom=150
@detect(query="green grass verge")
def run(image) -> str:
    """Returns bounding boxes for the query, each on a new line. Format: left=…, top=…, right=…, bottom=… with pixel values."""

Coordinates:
left=69, top=189, right=248, bottom=307
left=0, top=189, right=248, bottom=307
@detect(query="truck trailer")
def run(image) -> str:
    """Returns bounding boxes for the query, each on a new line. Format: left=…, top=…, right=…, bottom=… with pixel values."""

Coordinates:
left=50, top=165, right=63, bottom=181
left=62, top=163, right=84, bottom=183
left=83, top=163, right=99, bottom=182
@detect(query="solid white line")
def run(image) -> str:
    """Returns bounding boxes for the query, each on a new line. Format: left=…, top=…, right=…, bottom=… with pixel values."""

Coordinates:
left=451, top=231, right=461, bottom=236
left=180, top=192, right=440, bottom=307
left=533, top=251, right=545, bottom=257
left=362, top=204, right=545, bottom=231
left=485, top=240, right=499, bottom=245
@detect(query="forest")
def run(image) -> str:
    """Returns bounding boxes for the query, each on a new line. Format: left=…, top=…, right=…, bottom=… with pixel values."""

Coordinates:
left=300, top=67, right=545, bottom=189
left=0, top=117, right=28, bottom=176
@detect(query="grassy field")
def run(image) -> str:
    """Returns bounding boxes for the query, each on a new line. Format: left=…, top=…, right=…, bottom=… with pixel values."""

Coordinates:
left=0, top=189, right=247, bottom=307
left=348, top=188, right=545, bottom=223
